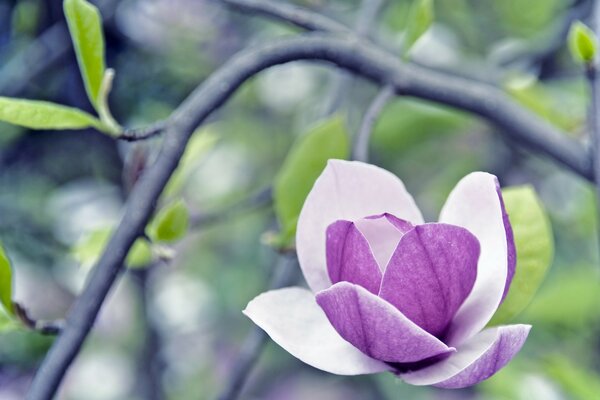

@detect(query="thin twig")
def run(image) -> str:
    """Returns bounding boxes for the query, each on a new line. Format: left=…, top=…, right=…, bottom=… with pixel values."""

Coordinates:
left=120, top=120, right=168, bottom=141
left=353, top=85, right=395, bottom=162
left=130, top=268, right=165, bottom=400
left=26, top=33, right=593, bottom=400
left=219, top=0, right=351, bottom=34
left=322, top=0, right=387, bottom=116
left=217, top=254, right=298, bottom=400
left=588, top=1, right=600, bottom=256
left=12, top=302, right=64, bottom=336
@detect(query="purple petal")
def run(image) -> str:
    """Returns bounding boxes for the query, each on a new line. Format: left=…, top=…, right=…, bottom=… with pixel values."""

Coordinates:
left=316, top=282, right=455, bottom=363
left=354, top=213, right=413, bottom=271
left=439, top=172, right=510, bottom=346
left=379, top=223, right=480, bottom=337
left=496, top=182, right=517, bottom=302
left=244, top=287, right=391, bottom=375
left=297, top=160, right=424, bottom=292
left=400, top=324, right=531, bottom=388
left=326, top=221, right=382, bottom=294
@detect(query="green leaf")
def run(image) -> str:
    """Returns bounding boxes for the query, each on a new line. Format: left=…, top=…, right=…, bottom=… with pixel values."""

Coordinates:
left=522, top=267, right=600, bottom=330
left=0, top=243, right=14, bottom=316
left=544, top=355, right=600, bottom=400
left=148, top=200, right=190, bottom=243
left=0, top=97, right=102, bottom=130
left=568, top=21, right=598, bottom=64
left=73, top=227, right=154, bottom=269
left=164, top=128, right=218, bottom=198
left=274, top=116, right=350, bottom=247
left=126, top=238, right=153, bottom=269
left=64, top=0, right=106, bottom=109
left=0, top=307, right=19, bottom=333
left=489, top=186, right=553, bottom=325
left=403, top=0, right=434, bottom=59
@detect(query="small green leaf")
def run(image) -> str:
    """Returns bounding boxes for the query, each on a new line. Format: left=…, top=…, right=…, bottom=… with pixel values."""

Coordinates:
left=0, top=97, right=102, bottom=130
left=0, top=243, right=14, bottom=316
left=148, top=200, right=190, bottom=243
left=64, top=0, right=106, bottom=109
left=568, top=21, right=598, bottom=64
left=73, top=227, right=154, bottom=269
left=274, top=116, right=350, bottom=246
left=164, top=128, right=218, bottom=198
left=126, top=238, right=153, bottom=269
left=403, top=0, right=434, bottom=59
left=489, top=186, right=553, bottom=325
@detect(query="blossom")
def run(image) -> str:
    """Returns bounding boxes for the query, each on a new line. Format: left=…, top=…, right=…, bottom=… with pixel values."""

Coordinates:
left=244, top=160, right=530, bottom=388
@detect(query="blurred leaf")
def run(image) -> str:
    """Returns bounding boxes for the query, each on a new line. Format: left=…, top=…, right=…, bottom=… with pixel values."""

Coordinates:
left=164, top=128, right=219, bottom=198
left=64, top=0, right=106, bottom=109
left=568, top=21, right=597, bottom=64
left=403, top=0, right=434, bottom=58
left=148, top=200, right=190, bottom=243
left=489, top=186, right=553, bottom=325
left=0, top=308, right=19, bottom=333
left=274, top=116, right=349, bottom=247
left=522, top=268, right=600, bottom=330
left=544, top=355, right=600, bottom=400
left=0, top=97, right=102, bottom=130
left=72, top=227, right=154, bottom=269
left=126, top=238, right=153, bottom=269
left=505, top=78, right=580, bottom=131
left=0, top=243, right=14, bottom=316
left=11, top=0, right=40, bottom=36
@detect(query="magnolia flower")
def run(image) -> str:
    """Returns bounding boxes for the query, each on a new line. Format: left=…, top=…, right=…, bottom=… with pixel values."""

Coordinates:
left=245, top=160, right=530, bottom=388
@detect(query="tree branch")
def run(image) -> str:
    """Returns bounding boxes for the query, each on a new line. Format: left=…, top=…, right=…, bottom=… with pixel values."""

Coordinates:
left=588, top=1, right=600, bottom=253
left=353, top=85, right=395, bottom=162
left=26, top=32, right=592, bottom=400
left=219, top=0, right=351, bottom=34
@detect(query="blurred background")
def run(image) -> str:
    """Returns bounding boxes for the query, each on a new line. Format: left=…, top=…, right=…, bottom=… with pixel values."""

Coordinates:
left=1, top=0, right=600, bottom=399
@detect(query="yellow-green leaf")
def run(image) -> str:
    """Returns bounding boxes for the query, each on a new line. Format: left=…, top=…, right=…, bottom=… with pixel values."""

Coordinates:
left=0, top=97, right=102, bottom=130
left=489, top=186, right=553, bottom=325
left=126, top=238, right=153, bottom=269
left=64, top=0, right=106, bottom=109
left=274, top=116, right=350, bottom=247
left=0, top=243, right=14, bottom=316
left=148, top=200, right=190, bottom=243
left=568, top=21, right=598, bottom=64
left=403, top=0, right=434, bottom=59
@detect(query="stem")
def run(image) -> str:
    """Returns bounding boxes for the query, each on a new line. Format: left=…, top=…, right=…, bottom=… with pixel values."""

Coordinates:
left=217, top=255, right=298, bottom=400
left=353, top=85, right=395, bottom=162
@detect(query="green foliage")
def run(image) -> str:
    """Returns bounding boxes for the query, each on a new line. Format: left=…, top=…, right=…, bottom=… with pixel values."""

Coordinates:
left=0, top=244, right=14, bottom=316
left=403, top=0, right=434, bottom=58
left=522, top=267, right=600, bottom=330
left=164, top=128, right=219, bottom=199
left=0, top=97, right=102, bottom=131
left=148, top=200, right=190, bottom=243
left=568, top=21, right=598, bottom=64
left=64, top=0, right=107, bottom=110
left=489, top=186, right=553, bottom=325
left=544, top=355, right=600, bottom=400
left=0, top=308, right=18, bottom=333
left=274, top=116, right=349, bottom=247
left=72, top=227, right=154, bottom=270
